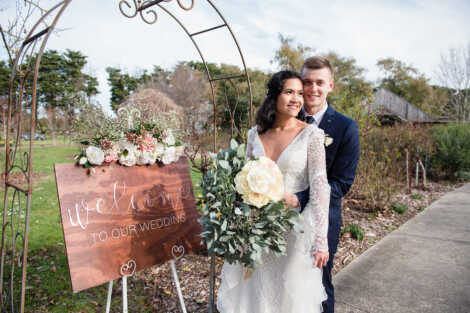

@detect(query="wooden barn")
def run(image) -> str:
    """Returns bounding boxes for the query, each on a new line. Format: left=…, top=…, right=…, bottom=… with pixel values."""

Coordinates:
left=371, top=88, right=435, bottom=124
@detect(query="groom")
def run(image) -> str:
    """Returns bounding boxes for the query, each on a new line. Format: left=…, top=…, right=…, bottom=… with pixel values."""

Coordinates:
left=296, top=56, right=360, bottom=313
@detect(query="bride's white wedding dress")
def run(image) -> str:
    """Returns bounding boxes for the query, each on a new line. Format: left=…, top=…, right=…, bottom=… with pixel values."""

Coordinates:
left=217, top=124, right=331, bottom=313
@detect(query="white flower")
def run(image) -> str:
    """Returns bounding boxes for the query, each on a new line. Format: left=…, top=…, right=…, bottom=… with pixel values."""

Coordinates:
left=79, top=157, right=88, bottom=165
left=175, top=145, right=185, bottom=157
left=119, top=141, right=137, bottom=154
left=153, top=142, right=165, bottom=158
left=244, top=191, right=270, bottom=208
left=234, top=156, right=284, bottom=207
left=119, top=148, right=137, bottom=167
left=161, top=146, right=177, bottom=165
left=247, top=165, right=274, bottom=194
left=85, top=146, right=105, bottom=166
left=136, top=150, right=154, bottom=165
left=162, top=129, right=175, bottom=146
left=325, top=135, right=333, bottom=147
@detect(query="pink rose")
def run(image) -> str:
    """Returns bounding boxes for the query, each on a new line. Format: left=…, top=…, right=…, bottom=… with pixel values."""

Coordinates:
left=104, top=152, right=118, bottom=163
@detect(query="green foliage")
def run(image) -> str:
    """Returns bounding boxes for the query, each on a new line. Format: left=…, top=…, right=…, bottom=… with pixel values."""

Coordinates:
left=412, top=193, right=423, bottom=200
left=343, top=224, right=364, bottom=241
left=271, top=33, right=313, bottom=72
left=349, top=124, right=433, bottom=210
left=0, top=60, right=10, bottom=96
left=376, top=57, right=445, bottom=116
left=391, top=203, right=408, bottom=214
left=105, top=67, right=157, bottom=112
left=36, top=49, right=98, bottom=109
left=430, top=123, right=470, bottom=179
left=199, top=140, right=302, bottom=269
left=323, top=51, right=377, bottom=128
left=186, top=61, right=269, bottom=138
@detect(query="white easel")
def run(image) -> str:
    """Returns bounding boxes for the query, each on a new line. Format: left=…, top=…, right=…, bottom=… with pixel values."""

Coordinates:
left=105, top=245, right=187, bottom=313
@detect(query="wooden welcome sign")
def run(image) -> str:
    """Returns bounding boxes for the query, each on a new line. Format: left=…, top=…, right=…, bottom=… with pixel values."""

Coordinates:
left=54, top=157, right=202, bottom=292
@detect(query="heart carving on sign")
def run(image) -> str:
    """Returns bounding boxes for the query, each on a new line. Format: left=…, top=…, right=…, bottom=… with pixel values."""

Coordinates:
left=120, top=259, right=137, bottom=277
left=171, top=245, right=185, bottom=260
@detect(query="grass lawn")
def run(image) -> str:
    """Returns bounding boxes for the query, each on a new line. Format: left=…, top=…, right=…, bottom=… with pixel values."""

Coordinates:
left=1, top=144, right=202, bottom=312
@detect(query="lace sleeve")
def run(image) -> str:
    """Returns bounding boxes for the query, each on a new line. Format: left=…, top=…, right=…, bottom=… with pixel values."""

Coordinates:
left=305, top=128, right=330, bottom=253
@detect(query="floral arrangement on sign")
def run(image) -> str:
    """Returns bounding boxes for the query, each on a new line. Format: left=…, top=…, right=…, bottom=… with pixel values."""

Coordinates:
left=76, top=107, right=185, bottom=168
left=199, top=140, right=303, bottom=272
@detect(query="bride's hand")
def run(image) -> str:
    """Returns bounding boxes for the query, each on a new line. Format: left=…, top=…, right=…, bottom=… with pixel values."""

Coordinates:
left=283, top=192, right=300, bottom=208
left=314, top=251, right=329, bottom=268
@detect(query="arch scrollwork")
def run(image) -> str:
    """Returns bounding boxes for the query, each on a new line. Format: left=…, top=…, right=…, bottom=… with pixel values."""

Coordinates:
left=119, top=0, right=194, bottom=24
left=118, top=0, right=139, bottom=18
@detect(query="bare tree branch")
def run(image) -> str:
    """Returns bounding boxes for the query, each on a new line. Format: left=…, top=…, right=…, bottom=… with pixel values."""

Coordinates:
left=436, top=44, right=470, bottom=121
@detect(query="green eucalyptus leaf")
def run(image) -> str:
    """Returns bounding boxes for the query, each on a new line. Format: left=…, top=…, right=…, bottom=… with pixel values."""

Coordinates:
left=237, top=144, right=245, bottom=158
left=230, top=139, right=238, bottom=150
left=219, top=160, right=231, bottom=171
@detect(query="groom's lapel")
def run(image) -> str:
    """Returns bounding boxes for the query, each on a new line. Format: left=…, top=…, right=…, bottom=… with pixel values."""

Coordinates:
left=318, top=104, right=335, bottom=135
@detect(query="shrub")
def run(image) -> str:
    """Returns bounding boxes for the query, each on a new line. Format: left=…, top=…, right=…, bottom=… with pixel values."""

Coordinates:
left=391, top=203, right=408, bottom=214
left=347, top=123, right=433, bottom=210
left=412, top=193, right=423, bottom=200
left=343, top=224, right=364, bottom=241
left=430, top=123, right=470, bottom=179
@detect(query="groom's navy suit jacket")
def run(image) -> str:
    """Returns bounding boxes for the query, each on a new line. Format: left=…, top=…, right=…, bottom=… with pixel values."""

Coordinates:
left=297, top=104, right=360, bottom=254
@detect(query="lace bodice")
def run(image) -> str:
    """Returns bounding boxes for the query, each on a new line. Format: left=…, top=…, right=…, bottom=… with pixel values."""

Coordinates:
left=246, top=125, right=330, bottom=253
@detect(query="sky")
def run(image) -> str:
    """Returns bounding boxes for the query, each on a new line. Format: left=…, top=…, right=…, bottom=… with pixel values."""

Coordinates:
left=1, top=0, right=469, bottom=113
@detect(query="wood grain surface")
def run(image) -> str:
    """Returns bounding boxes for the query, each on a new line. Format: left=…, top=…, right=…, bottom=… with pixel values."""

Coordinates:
left=54, top=158, right=202, bottom=292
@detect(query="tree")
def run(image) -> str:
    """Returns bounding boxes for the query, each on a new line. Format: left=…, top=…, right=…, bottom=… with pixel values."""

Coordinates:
left=436, top=44, right=470, bottom=122
left=186, top=61, right=269, bottom=137
left=1, top=0, right=48, bottom=140
left=376, top=57, right=444, bottom=116
left=318, top=52, right=376, bottom=130
left=33, top=49, right=98, bottom=143
left=106, top=67, right=149, bottom=112
left=271, top=33, right=313, bottom=72
left=0, top=60, right=10, bottom=139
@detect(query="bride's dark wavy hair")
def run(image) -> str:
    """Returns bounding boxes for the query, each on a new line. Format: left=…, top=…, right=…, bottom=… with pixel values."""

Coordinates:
left=256, top=70, right=302, bottom=134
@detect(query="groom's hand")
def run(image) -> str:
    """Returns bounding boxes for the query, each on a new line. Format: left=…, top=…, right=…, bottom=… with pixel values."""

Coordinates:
left=283, top=192, right=300, bottom=208
left=314, top=251, right=329, bottom=268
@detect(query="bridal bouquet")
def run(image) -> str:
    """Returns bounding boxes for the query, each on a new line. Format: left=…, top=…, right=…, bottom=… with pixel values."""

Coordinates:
left=76, top=111, right=185, bottom=168
left=199, top=140, right=302, bottom=271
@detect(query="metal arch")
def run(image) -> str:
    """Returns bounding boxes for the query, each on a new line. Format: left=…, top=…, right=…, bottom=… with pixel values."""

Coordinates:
left=205, top=0, right=254, bottom=128
left=119, top=0, right=254, bottom=150
left=119, top=5, right=253, bottom=310
left=2, top=0, right=253, bottom=312
left=0, top=1, right=72, bottom=312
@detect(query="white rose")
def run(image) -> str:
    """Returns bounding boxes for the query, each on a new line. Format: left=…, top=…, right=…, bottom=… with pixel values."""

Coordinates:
left=234, top=170, right=250, bottom=195
left=153, top=142, right=165, bottom=158
left=79, top=157, right=88, bottom=165
left=246, top=165, right=275, bottom=195
left=136, top=150, right=154, bottom=165
left=267, top=181, right=284, bottom=202
left=119, top=149, right=137, bottom=167
left=175, top=145, right=185, bottom=157
left=235, top=157, right=284, bottom=204
left=161, top=146, right=176, bottom=165
left=85, top=146, right=105, bottom=166
left=119, top=141, right=137, bottom=154
left=162, top=129, right=175, bottom=146
left=243, top=191, right=270, bottom=208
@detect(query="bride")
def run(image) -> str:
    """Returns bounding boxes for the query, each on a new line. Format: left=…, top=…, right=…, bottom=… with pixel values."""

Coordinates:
left=217, top=70, right=331, bottom=313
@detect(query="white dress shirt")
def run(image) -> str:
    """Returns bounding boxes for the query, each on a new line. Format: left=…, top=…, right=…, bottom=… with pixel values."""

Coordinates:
left=305, top=104, right=328, bottom=126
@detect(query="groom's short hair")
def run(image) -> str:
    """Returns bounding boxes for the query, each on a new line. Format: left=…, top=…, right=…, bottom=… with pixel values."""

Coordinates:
left=301, top=56, right=334, bottom=80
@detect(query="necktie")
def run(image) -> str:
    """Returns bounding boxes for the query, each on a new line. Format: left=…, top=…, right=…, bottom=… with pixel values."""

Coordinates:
left=305, top=115, right=315, bottom=125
